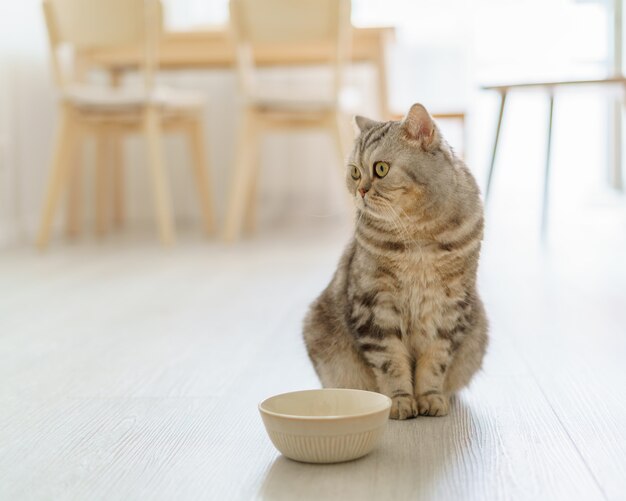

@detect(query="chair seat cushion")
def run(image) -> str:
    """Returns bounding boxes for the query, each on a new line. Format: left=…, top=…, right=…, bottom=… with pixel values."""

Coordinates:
left=64, top=85, right=205, bottom=111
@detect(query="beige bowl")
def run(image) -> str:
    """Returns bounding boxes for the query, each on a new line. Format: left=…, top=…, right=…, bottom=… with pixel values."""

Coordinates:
left=259, top=388, right=391, bottom=464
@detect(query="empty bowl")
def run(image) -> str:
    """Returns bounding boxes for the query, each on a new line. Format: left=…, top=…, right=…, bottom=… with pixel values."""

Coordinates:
left=259, top=388, right=391, bottom=464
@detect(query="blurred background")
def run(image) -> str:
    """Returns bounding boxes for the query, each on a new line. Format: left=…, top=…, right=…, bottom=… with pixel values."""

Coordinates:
left=0, top=0, right=624, bottom=246
left=1, top=1, right=625, bottom=498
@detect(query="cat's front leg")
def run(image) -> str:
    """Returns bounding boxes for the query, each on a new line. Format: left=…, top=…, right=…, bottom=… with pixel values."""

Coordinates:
left=354, top=307, right=417, bottom=420
left=414, top=339, right=453, bottom=416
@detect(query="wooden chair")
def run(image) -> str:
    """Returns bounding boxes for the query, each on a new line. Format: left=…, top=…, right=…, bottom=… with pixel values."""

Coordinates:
left=223, top=0, right=352, bottom=241
left=37, top=0, right=215, bottom=248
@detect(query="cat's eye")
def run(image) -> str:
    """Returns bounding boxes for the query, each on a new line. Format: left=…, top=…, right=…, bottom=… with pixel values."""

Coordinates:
left=350, top=165, right=361, bottom=180
left=374, top=161, right=390, bottom=178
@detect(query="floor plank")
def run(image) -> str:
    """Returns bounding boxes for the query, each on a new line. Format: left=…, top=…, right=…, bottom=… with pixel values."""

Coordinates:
left=192, top=295, right=606, bottom=501
left=0, top=219, right=623, bottom=500
left=0, top=397, right=220, bottom=500
left=484, top=255, right=626, bottom=500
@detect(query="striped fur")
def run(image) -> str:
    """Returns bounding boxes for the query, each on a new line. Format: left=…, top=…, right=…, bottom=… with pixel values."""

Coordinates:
left=303, top=104, right=488, bottom=419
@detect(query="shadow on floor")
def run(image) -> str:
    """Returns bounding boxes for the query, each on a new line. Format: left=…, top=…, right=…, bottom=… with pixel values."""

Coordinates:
left=258, top=396, right=477, bottom=500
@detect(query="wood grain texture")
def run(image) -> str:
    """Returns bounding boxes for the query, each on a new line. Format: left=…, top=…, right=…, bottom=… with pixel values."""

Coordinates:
left=1, top=220, right=624, bottom=500
left=485, top=253, right=626, bottom=501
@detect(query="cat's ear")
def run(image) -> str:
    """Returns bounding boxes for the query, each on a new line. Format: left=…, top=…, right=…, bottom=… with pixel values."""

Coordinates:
left=401, top=103, right=437, bottom=149
left=353, top=115, right=380, bottom=135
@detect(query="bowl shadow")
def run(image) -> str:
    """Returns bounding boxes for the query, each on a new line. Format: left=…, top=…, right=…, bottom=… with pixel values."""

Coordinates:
left=258, top=396, right=479, bottom=500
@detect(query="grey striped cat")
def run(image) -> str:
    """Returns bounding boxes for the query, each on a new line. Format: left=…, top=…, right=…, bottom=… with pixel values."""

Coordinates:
left=303, top=103, right=488, bottom=419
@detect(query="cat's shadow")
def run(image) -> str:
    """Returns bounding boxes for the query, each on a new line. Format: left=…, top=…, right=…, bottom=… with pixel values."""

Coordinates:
left=258, top=396, right=477, bottom=500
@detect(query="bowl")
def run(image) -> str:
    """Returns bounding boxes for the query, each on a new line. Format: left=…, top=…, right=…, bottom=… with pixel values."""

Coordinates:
left=259, top=388, right=392, bottom=464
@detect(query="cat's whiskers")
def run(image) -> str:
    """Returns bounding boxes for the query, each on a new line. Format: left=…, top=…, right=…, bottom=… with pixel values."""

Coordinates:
left=364, top=195, right=405, bottom=239
left=392, top=204, right=423, bottom=254
left=355, top=206, right=365, bottom=227
left=380, top=205, right=403, bottom=237
left=377, top=198, right=418, bottom=248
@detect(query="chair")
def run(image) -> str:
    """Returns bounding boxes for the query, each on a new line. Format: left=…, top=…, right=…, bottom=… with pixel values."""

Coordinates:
left=37, top=0, right=215, bottom=248
left=223, top=0, right=352, bottom=241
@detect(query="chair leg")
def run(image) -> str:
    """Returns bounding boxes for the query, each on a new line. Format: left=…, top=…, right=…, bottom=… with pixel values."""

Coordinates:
left=330, top=112, right=349, bottom=167
left=223, top=110, right=257, bottom=242
left=186, top=117, right=215, bottom=235
left=143, top=107, right=175, bottom=245
left=65, top=132, right=83, bottom=238
left=36, top=105, right=76, bottom=249
left=485, top=91, right=507, bottom=203
left=330, top=112, right=354, bottom=212
left=95, top=129, right=109, bottom=237
left=111, top=130, right=125, bottom=228
left=243, top=132, right=261, bottom=234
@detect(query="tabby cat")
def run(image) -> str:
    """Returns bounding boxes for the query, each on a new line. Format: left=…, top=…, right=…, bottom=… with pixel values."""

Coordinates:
left=303, top=103, right=488, bottom=419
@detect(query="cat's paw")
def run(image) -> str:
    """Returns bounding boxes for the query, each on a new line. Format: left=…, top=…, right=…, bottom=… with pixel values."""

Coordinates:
left=389, top=395, right=418, bottom=420
left=417, top=392, right=449, bottom=417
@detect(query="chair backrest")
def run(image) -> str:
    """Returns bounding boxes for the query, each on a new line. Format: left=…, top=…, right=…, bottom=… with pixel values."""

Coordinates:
left=229, top=0, right=351, bottom=104
left=43, top=0, right=162, bottom=92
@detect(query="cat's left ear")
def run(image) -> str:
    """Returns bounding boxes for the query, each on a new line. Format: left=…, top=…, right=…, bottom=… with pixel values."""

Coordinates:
left=353, top=115, right=380, bottom=135
left=401, top=103, right=438, bottom=150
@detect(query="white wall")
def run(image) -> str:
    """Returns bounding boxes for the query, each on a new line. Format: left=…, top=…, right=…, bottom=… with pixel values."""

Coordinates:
left=0, top=0, right=55, bottom=247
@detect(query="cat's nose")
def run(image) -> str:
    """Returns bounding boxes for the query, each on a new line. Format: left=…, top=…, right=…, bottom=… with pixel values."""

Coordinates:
left=359, top=187, right=369, bottom=198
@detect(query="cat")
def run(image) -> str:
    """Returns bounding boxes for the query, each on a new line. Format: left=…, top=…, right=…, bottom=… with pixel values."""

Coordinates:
left=303, top=103, right=488, bottom=419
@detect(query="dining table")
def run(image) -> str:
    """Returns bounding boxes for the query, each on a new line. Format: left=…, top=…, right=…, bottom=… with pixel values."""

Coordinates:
left=80, top=25, right=396, bottom=119
left=74, top=24, right=394, bottom=231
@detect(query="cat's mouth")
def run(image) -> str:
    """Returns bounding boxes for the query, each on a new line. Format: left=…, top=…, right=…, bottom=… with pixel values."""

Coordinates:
left=356, top=194, right=374, bottom=213
left=356, top=195, right=366, bottom=208
left=357, top=194, right=388, bottom=220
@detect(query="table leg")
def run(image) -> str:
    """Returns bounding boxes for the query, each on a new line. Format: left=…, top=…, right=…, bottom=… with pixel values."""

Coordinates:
left=485, top=90, right=507, bottom=203
left=541, top=93, right=555, bottom=240
left=609, top=97, right=623, bottom=191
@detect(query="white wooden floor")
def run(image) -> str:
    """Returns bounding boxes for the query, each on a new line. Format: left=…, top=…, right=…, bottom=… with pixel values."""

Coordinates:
left=1, top=213, right=625, bottom=500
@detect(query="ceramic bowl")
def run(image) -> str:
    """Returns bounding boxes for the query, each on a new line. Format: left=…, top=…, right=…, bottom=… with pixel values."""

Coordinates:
left=259, top=388, right=391, bottom=464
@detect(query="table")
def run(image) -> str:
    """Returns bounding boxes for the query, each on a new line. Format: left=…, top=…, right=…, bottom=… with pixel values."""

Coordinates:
left=81, top=26, right=395, bottom=119
left=482, top=77, right=626, bottom=237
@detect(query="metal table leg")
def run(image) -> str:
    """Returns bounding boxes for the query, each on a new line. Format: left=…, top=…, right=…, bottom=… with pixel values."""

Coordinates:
left=485, top=90, right=507, bottom=202
left=541, top=93, right=555, bottom=239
